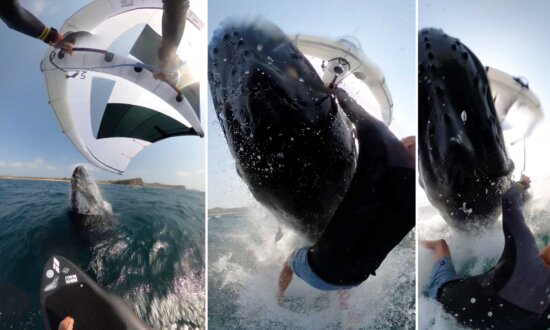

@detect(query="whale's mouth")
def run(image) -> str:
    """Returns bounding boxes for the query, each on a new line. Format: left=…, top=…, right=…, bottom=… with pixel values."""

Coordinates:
left=208, top=17, right=357, bottom=240
left=70, top=166, right=112, bottom=217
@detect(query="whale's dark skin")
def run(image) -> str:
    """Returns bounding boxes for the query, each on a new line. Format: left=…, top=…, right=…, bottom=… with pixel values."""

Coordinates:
left=418, top=28, right=514, bottom=228
left=70, top=166, right=108, bottom=215
left=209, top=18, right=415, bottom=285
left=209, top=18, right=358, bottom=241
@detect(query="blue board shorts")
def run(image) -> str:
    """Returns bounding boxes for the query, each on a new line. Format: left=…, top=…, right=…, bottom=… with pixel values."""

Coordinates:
left=426, top=257, right=461, bottom=299
left=289, top=246, right=358, bottom=291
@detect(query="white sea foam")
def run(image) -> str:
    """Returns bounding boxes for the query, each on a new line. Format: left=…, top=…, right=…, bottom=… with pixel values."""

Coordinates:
left=418, top=177, right=550, bottom=329
left=210, top=204, right=415, bottom=329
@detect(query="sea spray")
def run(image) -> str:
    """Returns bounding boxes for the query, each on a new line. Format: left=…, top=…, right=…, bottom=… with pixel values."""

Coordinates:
left=418, top=176, right=550, bottom=329
left=209, top=205, right=415, bottom=329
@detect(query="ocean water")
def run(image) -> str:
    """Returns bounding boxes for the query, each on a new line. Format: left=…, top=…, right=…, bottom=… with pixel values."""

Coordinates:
left=208, top=207, right=415, bottom=329
left=418, top=178, right=550, bottom=330
left=0, top=178, right=205, bottom=330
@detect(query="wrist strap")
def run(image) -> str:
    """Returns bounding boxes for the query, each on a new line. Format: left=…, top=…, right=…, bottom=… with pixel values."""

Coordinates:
left=40, top=27, right=61, bottom=45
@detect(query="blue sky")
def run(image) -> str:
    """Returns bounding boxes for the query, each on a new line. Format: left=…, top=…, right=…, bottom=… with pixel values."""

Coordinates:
left=0, top=0, right=205, bottom=190
left=418, top=0, right=550, bottom=204
left=208, top=0, right=416, bottom=207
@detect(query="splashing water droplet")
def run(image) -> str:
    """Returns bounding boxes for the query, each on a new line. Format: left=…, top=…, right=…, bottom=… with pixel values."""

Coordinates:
left=461, top=110, right=467, bottom=122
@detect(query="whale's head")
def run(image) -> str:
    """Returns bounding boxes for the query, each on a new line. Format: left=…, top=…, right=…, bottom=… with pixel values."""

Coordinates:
left=70, top=166, right=111, bottom=217
left=418, top=28, right=514, bottom=226
left=209, top=17, right=358, bottom=240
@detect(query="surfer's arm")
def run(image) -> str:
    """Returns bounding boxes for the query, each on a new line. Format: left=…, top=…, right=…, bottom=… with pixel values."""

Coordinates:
left=159, top=0, right=190, bottom=62
left=0, top=0, right=61, bottom=44
left=335, top=88, right=372, bottom=125
left=501, top=178, right=539, bottom=258
left=336, top=88, right=414, bottom=169
left=277, top=259, right=293, bottom=304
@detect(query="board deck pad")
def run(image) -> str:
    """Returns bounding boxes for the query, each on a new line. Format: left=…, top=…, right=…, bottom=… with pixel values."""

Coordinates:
left=40, top=256, right=148, bottom=330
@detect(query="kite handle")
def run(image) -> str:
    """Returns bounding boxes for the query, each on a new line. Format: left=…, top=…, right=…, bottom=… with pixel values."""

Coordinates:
left=58, top=47, right=114, bottom=62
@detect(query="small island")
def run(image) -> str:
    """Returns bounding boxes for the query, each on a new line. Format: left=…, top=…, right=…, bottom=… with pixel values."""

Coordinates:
left=106, top=178, right=145, bottom=186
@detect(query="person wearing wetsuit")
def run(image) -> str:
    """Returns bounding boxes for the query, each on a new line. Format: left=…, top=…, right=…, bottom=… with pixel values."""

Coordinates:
left=277, top=88, right=415, bottom=295
left=422, top=176, right=550, bottom=330
left=0, top=0, right=64, bottom=45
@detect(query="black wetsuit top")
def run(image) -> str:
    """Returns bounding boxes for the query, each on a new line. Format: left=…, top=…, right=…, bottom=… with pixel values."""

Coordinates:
left=306, top=89, right=415, bottom=286
left=0, top=0, right=189, bottom=51
left=159, top=0, right=190, bottom=61
left=0, top=0, right=58, bottom=44
left=438, top=184, right=550, bottom=330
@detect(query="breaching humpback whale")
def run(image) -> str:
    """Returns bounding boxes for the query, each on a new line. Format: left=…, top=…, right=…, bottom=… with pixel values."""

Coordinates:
left=418, top=28, right=514, bottom=228
left=70, top=166, right=112, bottom=217
left=209, top=17, right=414, bottom=285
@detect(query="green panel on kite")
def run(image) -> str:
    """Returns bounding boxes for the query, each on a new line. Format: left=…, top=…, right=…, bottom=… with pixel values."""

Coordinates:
left=96, top=103, right=196, bottom=142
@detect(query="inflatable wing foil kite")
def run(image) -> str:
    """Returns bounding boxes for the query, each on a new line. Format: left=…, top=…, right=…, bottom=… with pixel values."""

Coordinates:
left=41, top=0, right=204, bottom=174
left=486, top=66, right=543, bottom=145
left=290, top=34, right=393, bottom=125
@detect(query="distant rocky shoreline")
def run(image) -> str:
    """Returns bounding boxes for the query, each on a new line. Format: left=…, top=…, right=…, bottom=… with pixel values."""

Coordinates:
left=0, top=175, right=186, bottom=189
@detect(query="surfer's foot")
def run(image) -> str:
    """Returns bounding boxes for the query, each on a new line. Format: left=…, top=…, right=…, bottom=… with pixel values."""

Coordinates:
left=420, top=239, right=452, bottom=260
left=58, top=316, right=74, bottom=330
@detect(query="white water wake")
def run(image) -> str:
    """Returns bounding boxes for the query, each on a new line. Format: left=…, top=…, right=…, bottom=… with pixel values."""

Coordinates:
left=210, top=205, right=415, bottom=329
left=418, top=177, right=550, bottom=330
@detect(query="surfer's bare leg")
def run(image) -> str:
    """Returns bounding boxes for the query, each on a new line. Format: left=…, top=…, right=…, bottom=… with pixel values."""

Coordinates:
left=58, top=316, right=74, bottom=330
left=276, top=259, right=293, bottom=304
left=338, top=290, right=351, bottom=310
left=421, top=239, right=452, bottom=260
left=339, top=290, right=361, bottom=329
